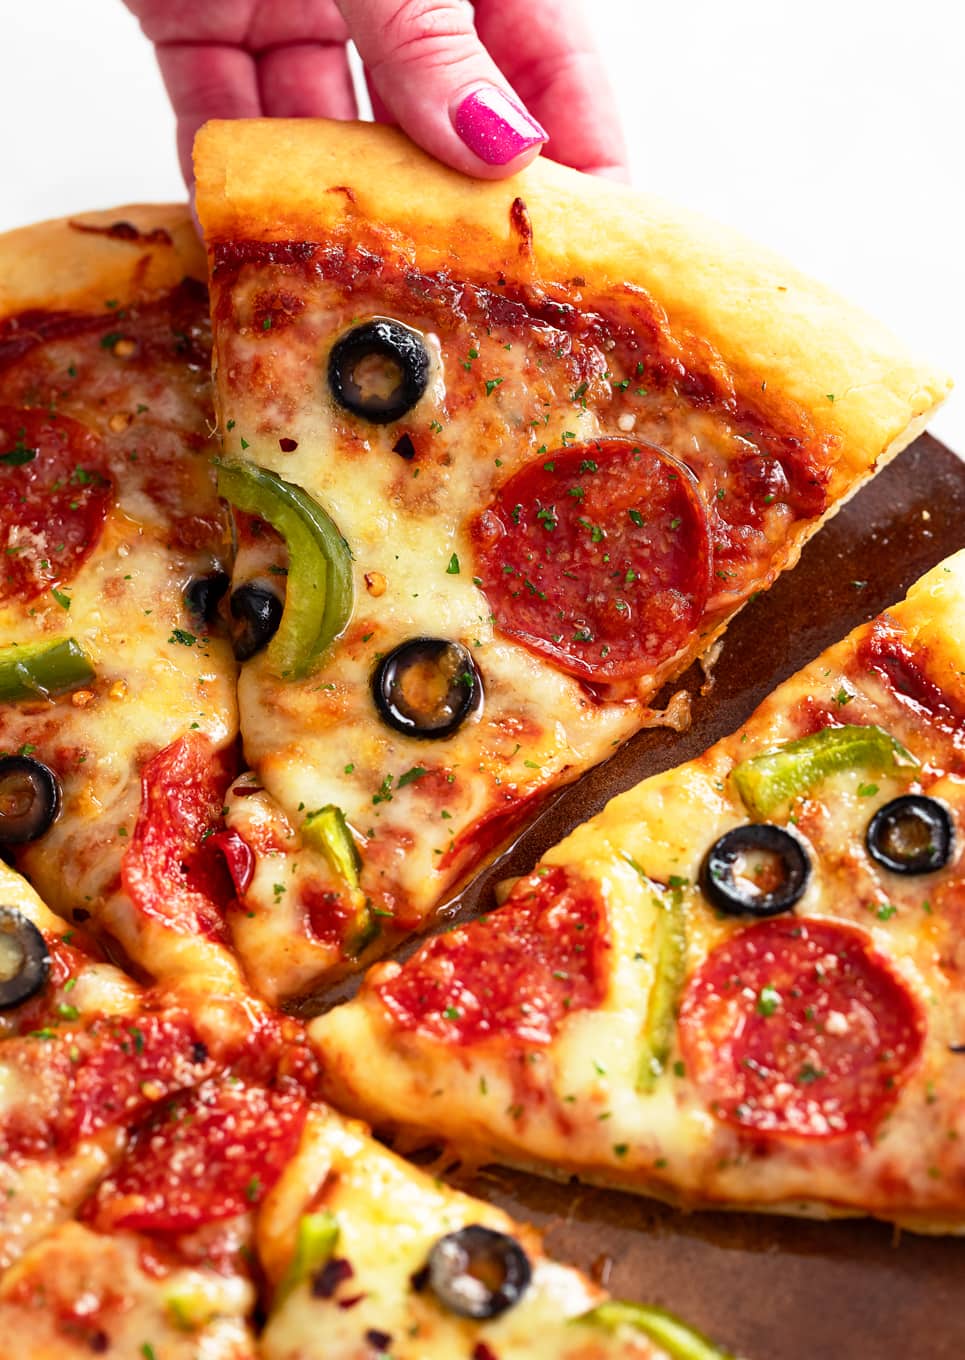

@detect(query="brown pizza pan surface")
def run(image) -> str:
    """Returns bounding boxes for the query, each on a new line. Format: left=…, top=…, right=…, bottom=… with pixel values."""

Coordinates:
left=396, top=433, right=965, bottom=1360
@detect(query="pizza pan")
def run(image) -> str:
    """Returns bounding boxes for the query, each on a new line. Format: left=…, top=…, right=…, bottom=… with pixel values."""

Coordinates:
left=451, top=433, right=965, bottom=1360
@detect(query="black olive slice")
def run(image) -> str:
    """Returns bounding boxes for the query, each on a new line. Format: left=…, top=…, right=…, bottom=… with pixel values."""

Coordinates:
left=700, top=824, right=810, bottom=917
left=185, top=571, right=230, bottom=624
left=373, top=638, right=481, bottom=739
left=229, top=582, right=284, bottom=662
left=866, top=795, right=953, bottom=875
left=0, top=756, right=61, bottom=845
left=0, top=906, right=50, bottom=1009
left=328, top=319, right=430, bottom=424
left=427, top=1225, right=532, bottom=1320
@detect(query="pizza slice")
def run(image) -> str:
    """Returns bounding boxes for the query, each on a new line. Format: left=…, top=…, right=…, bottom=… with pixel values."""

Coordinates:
left=256, top=1106, right=734, bottom=1360
left=0, top=207, right=245, bottom=992
left=312, top=549, right=965, bottom=1233
left=194, top=118, right=949, bottom=1004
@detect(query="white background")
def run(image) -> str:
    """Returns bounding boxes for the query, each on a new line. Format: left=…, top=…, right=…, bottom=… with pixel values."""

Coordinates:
left=1, top=0, right=961, bottom=451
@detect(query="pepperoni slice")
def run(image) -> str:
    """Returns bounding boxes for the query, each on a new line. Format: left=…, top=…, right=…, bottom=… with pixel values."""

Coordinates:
left=0, top=406, right=112, bottom=604
left=0, top=1008, right=210, bottom=1158
left=121, top=734, right=237, bottom=940
left=83, top=1077, right=308, bottom=1232
left=472, top=438, right=711, bottom=682
left=376, top=865, right=609, bottom=1045
left=678, top=918, right=925, bottom=1138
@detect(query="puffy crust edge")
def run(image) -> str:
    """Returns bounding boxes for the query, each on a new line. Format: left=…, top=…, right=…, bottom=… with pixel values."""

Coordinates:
left=0, top=204, right=205, bottom=318
left=194, top=118, right=951, bottom=463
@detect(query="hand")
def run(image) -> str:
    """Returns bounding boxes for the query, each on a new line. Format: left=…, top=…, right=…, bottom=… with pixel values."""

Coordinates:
left=124, top=0, right=628, bottom=188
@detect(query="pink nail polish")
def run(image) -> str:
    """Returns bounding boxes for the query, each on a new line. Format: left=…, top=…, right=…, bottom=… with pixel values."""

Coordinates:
left=453, top=86, right=547, bottom=166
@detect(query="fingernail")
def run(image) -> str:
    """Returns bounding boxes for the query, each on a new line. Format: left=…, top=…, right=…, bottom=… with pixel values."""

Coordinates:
left=452, top=86, right=547, bottom=166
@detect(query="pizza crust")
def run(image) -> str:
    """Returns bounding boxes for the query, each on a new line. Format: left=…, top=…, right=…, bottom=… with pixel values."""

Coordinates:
left=0, top=204, right=204, bottom=317
left=194, top=118, right=950, bottom=471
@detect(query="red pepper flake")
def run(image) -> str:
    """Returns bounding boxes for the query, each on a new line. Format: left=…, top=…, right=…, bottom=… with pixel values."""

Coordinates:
left=279, top=437, right=298, bottom=453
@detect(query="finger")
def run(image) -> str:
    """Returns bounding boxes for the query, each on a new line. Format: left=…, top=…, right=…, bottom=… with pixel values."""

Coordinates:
left=155, top=44, right=261, bottom=188
left=257, top=43, right=357, bottom=119
left=128, top=0, right=349, bottom=47
left=474, top=0, right=629, bottom=180
left=338, top=0, right=547, bottom=178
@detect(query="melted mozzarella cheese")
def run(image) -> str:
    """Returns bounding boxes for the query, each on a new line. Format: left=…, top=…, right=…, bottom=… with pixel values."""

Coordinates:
left=212, top=270, right=760, bottom=999
left=312, top=552, right=965, bottom=1229
left=259, top=1111, right=674, bottom=1359
left=0, top=510, right=243, bottom=992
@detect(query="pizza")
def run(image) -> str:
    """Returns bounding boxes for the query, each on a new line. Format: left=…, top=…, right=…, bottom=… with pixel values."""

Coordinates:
left=192, top=117, right=950, bottom=1004
left=0, top=859, right=732, bottom=1358
left=311, top=549, right=965, bottom=1234
left=0, top=189, right=740, bottom=1358
left=0, top=206, right=246, bottom=996
left=0, top=113, right=958, bottom=1357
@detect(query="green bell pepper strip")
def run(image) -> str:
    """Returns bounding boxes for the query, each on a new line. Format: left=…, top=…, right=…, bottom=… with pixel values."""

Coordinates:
left=578, top=1301, right=735, bottom=1360
left=732, top=723, right=918, bottom=819
left=302, top=804, right=375, bottom=956
left=217, top=459, right=353, bottom=680
left=0, top=637, right=95, bottom=701
left=622, top=855, right=687, bottom=1093
left=274, top=1211, right=339, bottom=1308
left=303, top=805, right=362, bottom=892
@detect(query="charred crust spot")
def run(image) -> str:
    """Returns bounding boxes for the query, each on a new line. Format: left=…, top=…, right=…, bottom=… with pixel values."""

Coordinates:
left=510, top=197, right=533, bottom=257
left=69, top=219, right=173, bottom=246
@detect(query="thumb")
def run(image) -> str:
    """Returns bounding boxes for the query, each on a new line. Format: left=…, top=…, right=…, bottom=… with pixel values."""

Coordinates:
left=338, top=0, right=547, bottom=177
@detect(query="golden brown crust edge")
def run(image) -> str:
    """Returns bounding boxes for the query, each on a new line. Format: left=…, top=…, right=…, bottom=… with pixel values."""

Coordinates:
left=194, top=118, right=951, bottom=467
left=0, top=204, right=205, bottom=318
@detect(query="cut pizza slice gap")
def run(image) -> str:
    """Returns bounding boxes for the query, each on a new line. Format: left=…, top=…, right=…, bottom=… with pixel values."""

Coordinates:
left=311, top=550, right=965, bottom=1233
left=195, top=118, right=950, bottom=1005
